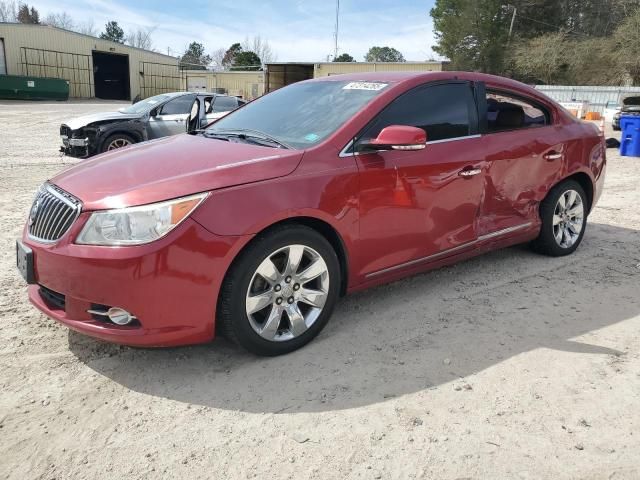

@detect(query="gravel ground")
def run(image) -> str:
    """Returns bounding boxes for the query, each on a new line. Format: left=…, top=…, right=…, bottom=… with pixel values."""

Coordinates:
left=1, top=102, right=639, bottom=479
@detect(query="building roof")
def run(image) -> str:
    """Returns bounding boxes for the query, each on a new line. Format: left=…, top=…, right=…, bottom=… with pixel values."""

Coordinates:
left=0, top=22, right=177, bottom=60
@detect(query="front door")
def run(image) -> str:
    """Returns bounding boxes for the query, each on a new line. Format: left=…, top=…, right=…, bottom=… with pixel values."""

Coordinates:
left=148, top=94, right=196, bottom=139
left=353, top=82, right=486, bottom=277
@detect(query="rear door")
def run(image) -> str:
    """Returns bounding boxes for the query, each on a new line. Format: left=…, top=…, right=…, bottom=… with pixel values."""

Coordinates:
left=148, top=94, right=197, bottom=138
left=476, top=86, right=565, bottom=237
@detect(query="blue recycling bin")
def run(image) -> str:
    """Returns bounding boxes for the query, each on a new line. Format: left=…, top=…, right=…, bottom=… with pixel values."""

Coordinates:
left=620, top=115, right=640, bottom=157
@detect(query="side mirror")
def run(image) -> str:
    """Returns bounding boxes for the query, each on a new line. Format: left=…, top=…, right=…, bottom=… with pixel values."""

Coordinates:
left=149, top=108, right=158, bottom=117
left=361, top=125, right=426, bottom=152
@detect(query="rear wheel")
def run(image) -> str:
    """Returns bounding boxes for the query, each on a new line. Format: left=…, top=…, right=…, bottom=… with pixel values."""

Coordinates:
left=531, top=180, right=587, bottom=256
left=101, top=133, right=135, bottom=153
left=218, top=225, right=340, bottom=356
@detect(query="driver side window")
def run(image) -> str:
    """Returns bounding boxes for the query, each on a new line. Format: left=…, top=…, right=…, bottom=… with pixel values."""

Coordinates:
left=159, top=95, right=196, bottom=115
left=356, top=82, right=478, bottom=148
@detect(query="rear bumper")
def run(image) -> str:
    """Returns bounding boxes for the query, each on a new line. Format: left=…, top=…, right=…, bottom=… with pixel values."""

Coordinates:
left=22, top=217, right=246, bottom=347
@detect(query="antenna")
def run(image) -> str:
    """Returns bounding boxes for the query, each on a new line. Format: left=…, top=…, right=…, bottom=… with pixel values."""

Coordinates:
left=333, top=0, right=340, bottom=59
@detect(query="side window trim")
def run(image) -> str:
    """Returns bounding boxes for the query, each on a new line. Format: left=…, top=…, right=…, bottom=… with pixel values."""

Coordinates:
left=480, top=87, right=552, bottom=134
left=349, top=80, right=479, bottom=154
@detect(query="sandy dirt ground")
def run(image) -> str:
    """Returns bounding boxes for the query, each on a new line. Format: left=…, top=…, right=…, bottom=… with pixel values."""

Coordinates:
left=1, top=102, right=639, bottom=480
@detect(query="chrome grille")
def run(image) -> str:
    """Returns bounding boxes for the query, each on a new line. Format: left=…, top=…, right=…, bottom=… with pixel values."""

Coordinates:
left=28, top=183, right=82, bottom=242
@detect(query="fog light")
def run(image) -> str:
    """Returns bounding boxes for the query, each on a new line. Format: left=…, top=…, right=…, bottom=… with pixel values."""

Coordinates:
left=107, top=307, right=134, bottom=325
left=87, top=306, right=137, bottom=325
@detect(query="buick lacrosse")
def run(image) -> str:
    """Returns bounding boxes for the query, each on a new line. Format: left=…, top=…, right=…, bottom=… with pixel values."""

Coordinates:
left=17, top=72, right=605, bottom=356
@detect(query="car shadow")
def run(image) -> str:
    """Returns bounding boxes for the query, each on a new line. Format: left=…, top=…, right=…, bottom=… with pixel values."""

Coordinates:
left=68, top=222, right=640, bottom=413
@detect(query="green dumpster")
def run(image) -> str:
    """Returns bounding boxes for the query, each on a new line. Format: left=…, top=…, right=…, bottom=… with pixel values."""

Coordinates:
left=0, top=75, right=69, bottom=100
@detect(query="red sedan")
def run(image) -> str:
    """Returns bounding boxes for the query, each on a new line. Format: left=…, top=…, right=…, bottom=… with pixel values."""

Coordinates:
left=17, top=72, right=606, bottom=356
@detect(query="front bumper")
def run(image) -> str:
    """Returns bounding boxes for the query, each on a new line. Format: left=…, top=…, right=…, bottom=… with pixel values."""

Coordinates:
left=22, top=215, right=246, bottom=347
left=60, top=136, right=91, bottom=158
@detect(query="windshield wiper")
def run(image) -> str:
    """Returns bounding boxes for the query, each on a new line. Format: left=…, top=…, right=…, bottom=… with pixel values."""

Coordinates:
left=211, top=129, right=291, bottom=149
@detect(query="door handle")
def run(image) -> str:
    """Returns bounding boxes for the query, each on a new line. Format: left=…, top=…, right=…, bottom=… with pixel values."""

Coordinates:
left=459, top=168, right=481, bottom=177
left=544, top=151, right=563, bottom=161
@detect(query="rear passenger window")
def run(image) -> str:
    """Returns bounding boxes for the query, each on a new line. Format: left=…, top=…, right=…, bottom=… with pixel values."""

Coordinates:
left=485, top=91, right=549, bottom=132
left=357, top=83, right=478, bottom=144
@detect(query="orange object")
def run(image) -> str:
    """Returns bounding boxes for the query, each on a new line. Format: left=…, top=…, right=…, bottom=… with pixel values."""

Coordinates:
left=585, top=112, right=601, bottom=120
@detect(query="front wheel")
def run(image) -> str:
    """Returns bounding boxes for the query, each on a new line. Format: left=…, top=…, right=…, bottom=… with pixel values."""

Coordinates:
left=101, top=133, right=135, bottom=153
left=218, top=225, right=341, bottom=356
left=531, top=179, right=588, bottom=256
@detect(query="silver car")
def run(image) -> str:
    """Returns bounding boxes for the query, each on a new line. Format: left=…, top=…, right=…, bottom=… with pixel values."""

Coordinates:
left=60, top=92, right=246, bottom=158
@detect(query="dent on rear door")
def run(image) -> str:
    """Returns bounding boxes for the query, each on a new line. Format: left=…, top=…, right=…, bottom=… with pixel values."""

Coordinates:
left=478, top=126, right=565, bottom=235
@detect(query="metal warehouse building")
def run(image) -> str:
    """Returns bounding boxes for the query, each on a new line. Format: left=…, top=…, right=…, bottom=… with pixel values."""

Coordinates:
left=0, top=23, right=179, bottom=100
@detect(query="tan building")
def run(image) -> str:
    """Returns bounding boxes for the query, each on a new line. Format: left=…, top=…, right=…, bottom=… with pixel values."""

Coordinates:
left=264, top=61, right=450, bottom=92
left=181, top=70, right=265, bottom=100
left=0, top=22, right=179, bottom=100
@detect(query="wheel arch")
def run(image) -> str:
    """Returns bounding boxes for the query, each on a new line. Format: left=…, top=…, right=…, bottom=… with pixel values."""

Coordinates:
left=561, top=172, right=594, bottom=213
left=223, top=216, right=350, bottom=298
left=98, top=129, right=141, bottom=151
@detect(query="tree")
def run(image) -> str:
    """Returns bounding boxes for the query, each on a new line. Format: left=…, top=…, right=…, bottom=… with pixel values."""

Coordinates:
left=179, top=41, right=212, bottom=70
left=510, top=33, right=569, bottom=84
left=242, top=36, right=276, bottom=64
left=17, top=3, right=39, bottom=23
left=75, top=20, right=97, bottom=37
left=126, top=26, right=155, bottom=50
left=364, top=46, right=405, bottom=62
left=100, top=21, right=124, bottom=43
left=0, top=0, right=18, bottom=22
left=611, top=7, right=640, bottom=85
left=211, top=47, right=227, bottom=70
left=231, top=50, right=261, bottom=70
left=222, top=43, right=243, bottom=68
left=431, top=0, right=509, bottom=73
left=43, top=12, right=74, bottom=30
left=334, top=53, right=354, bottom=62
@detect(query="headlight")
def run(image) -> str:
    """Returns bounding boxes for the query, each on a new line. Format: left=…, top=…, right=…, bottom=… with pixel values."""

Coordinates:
left=76, top=193, right=208, bottom=246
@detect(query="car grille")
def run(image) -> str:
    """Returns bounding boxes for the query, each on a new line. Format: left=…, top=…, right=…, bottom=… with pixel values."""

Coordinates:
left=60, top=124, right=71, bottom=136
left=28, top=183, right=82, bottom=242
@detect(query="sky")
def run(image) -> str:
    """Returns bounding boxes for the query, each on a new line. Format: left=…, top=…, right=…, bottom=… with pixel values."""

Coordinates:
left=31, top=0, right=440, bottom=62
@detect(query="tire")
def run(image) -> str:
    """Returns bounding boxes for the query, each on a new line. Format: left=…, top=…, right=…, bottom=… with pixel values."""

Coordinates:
left=100, top=133, right=136, bottom=153
left=531, top=179, right=588, bottom=257
left=218, top=224, right=341, bottom=356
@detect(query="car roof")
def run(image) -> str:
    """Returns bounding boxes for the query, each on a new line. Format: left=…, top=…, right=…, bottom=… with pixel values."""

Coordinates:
left=308, top=71, right=547, bottom=103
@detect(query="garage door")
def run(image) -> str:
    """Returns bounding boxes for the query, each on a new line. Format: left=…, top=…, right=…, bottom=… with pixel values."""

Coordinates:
left=0, top=39, right=6, bottom=75
left=187, top=77, right=207, bottom=92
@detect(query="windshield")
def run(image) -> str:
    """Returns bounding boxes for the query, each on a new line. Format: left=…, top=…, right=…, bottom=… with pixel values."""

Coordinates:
left=207, top=80, right=389, bottom=149
left=120, top=94, right=174, bottom=114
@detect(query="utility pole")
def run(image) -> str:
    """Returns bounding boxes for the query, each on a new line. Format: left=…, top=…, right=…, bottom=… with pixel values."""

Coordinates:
left=508, top=6, right=517, bottom=44
left=333, top=0, right=340, bottom=60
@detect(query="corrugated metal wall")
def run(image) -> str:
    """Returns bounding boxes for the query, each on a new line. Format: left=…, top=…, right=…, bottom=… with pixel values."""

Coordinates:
left=0, top=23, right=178, bottom=99
left=180, top=71, right=265, bottom=99
left=535, top=85, right=640, bottom=114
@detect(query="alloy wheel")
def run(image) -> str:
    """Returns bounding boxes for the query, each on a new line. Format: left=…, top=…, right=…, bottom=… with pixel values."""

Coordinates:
left=107, top=138, right=132, bottom=150
left=553, top=189, right=584, bottom=248
left=245, top=244, right=330, bottom=342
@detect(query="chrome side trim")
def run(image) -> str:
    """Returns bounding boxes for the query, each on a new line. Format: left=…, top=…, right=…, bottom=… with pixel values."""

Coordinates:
left=426, top=134, right=481, bottom=145
left=477, top=222, right=532, bottom=242
left=365, top=240, right=475, bottom=278
left=340, top=134, right=482, bottom=158
left=365, top=222, right=533, bottom=279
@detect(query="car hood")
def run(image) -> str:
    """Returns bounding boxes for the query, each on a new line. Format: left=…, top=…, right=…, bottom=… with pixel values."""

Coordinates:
left=51, top=134, right=304, bottom=211
left=63, top=111, right=143, bottom=130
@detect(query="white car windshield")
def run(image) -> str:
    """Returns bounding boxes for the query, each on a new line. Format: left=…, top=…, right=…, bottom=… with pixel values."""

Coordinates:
left=120, top=94, right=173, bottom=114
left=207, top=80, right=389, bottom=149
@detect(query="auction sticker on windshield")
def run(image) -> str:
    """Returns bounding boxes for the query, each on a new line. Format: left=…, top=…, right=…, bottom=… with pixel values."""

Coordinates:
left=342, top=82, right=388, bottom=91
